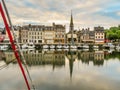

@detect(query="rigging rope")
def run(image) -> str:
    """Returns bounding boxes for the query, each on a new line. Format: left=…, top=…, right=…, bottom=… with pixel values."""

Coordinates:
left=0, top=3, right=30, bottom=90
left=1, top=0, right=35, bottom=89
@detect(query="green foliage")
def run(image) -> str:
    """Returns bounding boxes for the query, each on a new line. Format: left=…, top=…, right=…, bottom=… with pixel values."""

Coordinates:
left=105, top=26, right=120, bottom=40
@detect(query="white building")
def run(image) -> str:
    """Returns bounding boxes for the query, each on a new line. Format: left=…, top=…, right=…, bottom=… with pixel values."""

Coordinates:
left=27, top=25, right=44, bottom=44
left=94, top=26, right=105, bottom=44
left=4, top=28, right=19, bottom=43
left=20, top=25, right=44, bottom=44
left=53, top=23, right=66, bottom=44
left=43, top=26, right=55, bottom=44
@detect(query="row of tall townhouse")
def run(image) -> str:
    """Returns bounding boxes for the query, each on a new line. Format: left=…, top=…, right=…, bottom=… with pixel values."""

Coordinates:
left=66, top=28, right=105, bottom=45
left=1, top=12, right=105, bottom=45
left=66, top=12, right=105, bottom=45
left=76, top=26, right=104, bottom=44
left=20, top=25, right=44, bottom=44
left=2, top=26, right=105, bottom=45
left=19, top=23, right=66, bottom=44
left=0, top=26, right=20, bottom=43
left=2, top=25, right=105, bottom=45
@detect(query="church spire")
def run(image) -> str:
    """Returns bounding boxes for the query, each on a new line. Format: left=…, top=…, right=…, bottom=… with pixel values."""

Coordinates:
left=70, top=10, right=73, bottom=26
left=70, top=10, right=74, bottom=32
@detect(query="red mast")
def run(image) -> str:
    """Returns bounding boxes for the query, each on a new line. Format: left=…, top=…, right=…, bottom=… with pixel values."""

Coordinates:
left=0, top=2, right=31, bottom=90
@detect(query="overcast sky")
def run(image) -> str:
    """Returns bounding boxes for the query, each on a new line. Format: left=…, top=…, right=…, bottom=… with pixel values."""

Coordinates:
left=0, top=0, right=120, bottom=31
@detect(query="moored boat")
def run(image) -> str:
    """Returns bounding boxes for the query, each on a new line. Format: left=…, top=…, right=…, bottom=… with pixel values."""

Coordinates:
left=50, top=45, right=55, bottom=49
left=0, top=45, right=8, bottom=50
left=56, top=45, right=63, bottom=49
left=43, top=45, right=49, bottom=49
left=63, top=45, right=69, bottom=49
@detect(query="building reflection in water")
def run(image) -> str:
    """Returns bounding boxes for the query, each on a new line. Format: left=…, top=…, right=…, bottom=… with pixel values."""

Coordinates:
left=23, top=50, right=65, bottom=70
left=94, top=51, right=104, bottom=66
left=1, top=49, right=120, bottom=78
left=66, top=50, right=77, bottom=78
left=78, top=50, right=104, bottom=66
left=0, top=51, right=6, bottom=66
left=0, top=51, right=5, bottom=61
left=3, top=51, right=16, bottom=64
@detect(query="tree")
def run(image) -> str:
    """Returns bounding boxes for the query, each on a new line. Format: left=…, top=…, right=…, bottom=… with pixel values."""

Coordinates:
left=105, top=26, right=120, bottom=42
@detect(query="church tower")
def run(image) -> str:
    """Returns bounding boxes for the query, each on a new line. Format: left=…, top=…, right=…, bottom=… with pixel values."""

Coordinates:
left=69, top=11, right=74, bottom=45
left=69, top=11, right=74, bottom=33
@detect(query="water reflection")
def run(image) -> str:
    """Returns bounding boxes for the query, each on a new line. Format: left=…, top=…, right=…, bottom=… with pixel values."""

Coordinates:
left=79, top=51, right=104, bottom=66
left=1, top=50, right=120, bottom=76
left=23, top=50, right=65, bottom=69
left=0, top=49, right=120, bottom=90
left=1, top=50, right=120, bottom=66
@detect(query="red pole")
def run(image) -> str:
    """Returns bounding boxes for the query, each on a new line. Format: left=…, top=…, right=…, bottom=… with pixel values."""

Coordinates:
left=0, top=3, right=30, bottom=90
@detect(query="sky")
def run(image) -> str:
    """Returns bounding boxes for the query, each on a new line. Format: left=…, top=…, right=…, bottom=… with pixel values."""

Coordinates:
left=0, top=0, right=120, bottom=32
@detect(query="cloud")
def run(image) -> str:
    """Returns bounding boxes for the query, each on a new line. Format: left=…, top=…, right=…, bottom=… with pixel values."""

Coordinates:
left=0, top=0, right=120, bottom=30
left=117, top=11, right=120, bottom=16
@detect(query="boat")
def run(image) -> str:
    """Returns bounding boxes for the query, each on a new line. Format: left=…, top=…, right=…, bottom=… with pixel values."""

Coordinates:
left=27, top=43, right=35, bottom=49
left=93, top=45, right=99, bottom=49
left=43, top=45, right=49, bottom=49
left=108, top=43, right=115, bottom=49
left=22, top=43, right=35, bottom=49
left=21, top=44, right=28, bottom=49
left=70, top=45, right=77, bottom=49
left=82, top=45, right=89, bottom=49
left=0, top=45, right=8, bottom=50
left=56, top=45, right=63, bottom=49
left=82, top=49, right=89, bottom=51
left=50, top=45, right=55, bottom=49
left=63, top=45, right=69, bottom=49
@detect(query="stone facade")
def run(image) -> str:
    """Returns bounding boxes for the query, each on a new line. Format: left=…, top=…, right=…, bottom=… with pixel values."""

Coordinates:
left=94, top=26, right=105, bottom=44
left=67, top=31, right=78, bottom=44
left=43, top=26, right=55, bottom=44
left=19, top=23, right=65, bottom=44
left=53, top=23, right=65, bottom=44
left=20, top=25, right=44, bottom=44
left=19, top=26, right=28, bottom=43
left=80, top=28, right=94, bottom=43
left=28, top=25, right=44, bottom=44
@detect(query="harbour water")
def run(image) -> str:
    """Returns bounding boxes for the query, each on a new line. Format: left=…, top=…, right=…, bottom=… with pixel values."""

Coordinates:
left=0, top=49, right=120, bottom=90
